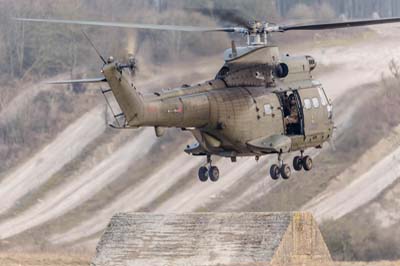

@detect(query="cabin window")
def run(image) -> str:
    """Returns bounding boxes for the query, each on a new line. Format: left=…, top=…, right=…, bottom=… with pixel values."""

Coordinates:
left=304, top=99, right=312, bottom=110
left=264, top=104, right=273, bottom=115
left=327, top=104, right=333, bottom=119
left=312, top=98, right=320, bottom=108
left=318, top=87, right=328, bottom=106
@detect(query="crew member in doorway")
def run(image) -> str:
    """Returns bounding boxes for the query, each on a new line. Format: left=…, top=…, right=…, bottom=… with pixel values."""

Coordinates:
left=284, top=94, right=299, bottom=126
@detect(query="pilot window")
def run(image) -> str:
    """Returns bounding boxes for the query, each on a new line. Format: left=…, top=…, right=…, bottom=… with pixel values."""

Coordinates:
left=304, top=99, right=312, bottom=110
left=312, top=98, right=320, bottom=108
left=328, top=104, right=333, bottom=119
left=318, top=87, right=328, bottom=106
left=264, top=104, right=272, bottom=115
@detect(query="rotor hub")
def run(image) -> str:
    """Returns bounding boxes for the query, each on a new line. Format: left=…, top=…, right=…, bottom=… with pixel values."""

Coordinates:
left=245, top=21, right=269, bottom=46
left=250, top=21, right=264, bottom=33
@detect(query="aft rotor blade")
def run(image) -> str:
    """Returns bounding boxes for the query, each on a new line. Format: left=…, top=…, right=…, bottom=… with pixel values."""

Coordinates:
left=281, top=17, right=400, bottom=31
left=15, top=18, right=240, bottom=33
left=46, top=77, right=106, bottom=85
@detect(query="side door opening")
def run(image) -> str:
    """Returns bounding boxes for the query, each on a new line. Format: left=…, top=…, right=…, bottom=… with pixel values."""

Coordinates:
left=276, top=91, right=304, bottom=136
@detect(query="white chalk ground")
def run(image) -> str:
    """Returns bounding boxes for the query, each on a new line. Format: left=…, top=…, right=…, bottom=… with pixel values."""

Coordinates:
left=51, top=152, right=202, bottom=244
left=303, top=125, right=400, bottom=222
left=0, top=107, right=106, bottom=215
left=155, top=157, right=258, bottom=212
left=305, top=145, right=400, bottom=222
left=0, top=128, right=157, bottom=239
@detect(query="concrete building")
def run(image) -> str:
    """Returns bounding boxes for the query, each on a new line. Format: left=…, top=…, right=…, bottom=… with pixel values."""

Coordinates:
left=92, top=212, right=333, bottom=266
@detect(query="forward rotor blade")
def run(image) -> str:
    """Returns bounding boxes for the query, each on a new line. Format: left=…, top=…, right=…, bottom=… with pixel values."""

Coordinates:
left=15, top=18, right=240, bottom=33
left=281, top=17, right=400, bottom=31
left=46, top=77, right=106, bottom=85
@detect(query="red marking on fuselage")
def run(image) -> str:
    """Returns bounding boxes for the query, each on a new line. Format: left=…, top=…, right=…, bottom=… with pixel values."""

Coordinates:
left=148, top=105, right=158, bottom=113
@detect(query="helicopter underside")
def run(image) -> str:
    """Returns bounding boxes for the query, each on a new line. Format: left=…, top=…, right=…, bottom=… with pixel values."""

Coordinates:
left=184, top=130, right=319, bottom=183
left=184, top=129, right=326, bottom=158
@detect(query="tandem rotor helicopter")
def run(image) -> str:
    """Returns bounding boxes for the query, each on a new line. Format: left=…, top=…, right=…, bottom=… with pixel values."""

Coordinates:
left=15, top=10, right=400, bottom=182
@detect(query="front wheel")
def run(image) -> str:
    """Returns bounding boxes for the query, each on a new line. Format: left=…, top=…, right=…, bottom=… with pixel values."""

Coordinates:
left=281, top=164, right=291, bottom=180
left=302, top=156, right=313, bottom=171
left=209, top=166, right=220, bottom=182
left=198, top=167, right=209, bottom=182
left=270, top=164, right=280, bottom=180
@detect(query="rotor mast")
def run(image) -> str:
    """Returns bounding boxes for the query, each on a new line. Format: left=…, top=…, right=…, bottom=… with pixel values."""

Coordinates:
left=247, top=21, right=281, bottom=46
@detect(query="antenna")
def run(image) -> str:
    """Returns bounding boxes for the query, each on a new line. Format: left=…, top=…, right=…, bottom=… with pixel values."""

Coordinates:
left=81, top=30, right=107, bottom=64
left=231, top=40, right=238, bottom=57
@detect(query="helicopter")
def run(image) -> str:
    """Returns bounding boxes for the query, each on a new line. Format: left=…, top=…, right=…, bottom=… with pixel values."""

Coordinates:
left=15, top=12, right=400, bottom=182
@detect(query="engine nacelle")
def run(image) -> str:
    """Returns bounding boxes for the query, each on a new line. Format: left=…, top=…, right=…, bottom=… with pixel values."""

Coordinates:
left=275, top=63, right=289, bottom=78
left=278, top=54, right=318, bottom=81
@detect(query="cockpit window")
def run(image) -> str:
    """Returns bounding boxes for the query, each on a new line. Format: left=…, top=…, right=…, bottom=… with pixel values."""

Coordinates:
left=318, top=87, right=328, bottom=106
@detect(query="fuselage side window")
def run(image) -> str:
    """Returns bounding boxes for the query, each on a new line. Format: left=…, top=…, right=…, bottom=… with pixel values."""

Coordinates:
left=312, top=97, right=320, bottom=108
left=264, top=104, right=272, bottom=115
left=304, top=99, right=312, bottom=110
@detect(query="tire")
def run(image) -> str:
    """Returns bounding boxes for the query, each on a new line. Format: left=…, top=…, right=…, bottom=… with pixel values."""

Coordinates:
left=281, top=164, right=291, bottom=180
left=209, top=166, right=220, bottom=182
left=293, top=156, right=303, bottom=171
left=198, top=167, right=209, bottom=182
left=270, top=164, right=280, bottom=180
left=302, top=156, right=313, bottom=171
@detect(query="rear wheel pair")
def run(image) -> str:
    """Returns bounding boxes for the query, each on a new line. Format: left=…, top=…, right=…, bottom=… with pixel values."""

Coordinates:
left=198, top=166, right=219, bottom=182
left=293, top=156, right=313, bottom=172
left=270, top=164, right=291, bottom=180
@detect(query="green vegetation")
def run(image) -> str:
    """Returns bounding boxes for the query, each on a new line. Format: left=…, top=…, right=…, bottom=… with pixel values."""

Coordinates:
left=322, top=216, right=400, bottom=261
left=2, top=0, right=400, bottom=81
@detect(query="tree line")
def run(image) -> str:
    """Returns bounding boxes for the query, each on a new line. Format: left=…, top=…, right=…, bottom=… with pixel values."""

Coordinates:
left=1, top=0, right=400, bottom=81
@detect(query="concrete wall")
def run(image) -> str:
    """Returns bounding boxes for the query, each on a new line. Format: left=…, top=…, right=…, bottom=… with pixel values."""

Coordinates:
left=92, top=212, right=333, bottom=266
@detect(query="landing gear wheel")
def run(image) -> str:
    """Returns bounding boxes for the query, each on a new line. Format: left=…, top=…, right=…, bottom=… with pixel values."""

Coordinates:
left=281, top=164, right=292, bottom=180
left=293, top=156, right=303, bottom=171
left=198, top=166, right=209, bottom=182
left=270, top=164, right=280, bottom=180
left=209, top=166, right=220, bottom=182
left=302, top=156, right=313, bottom=171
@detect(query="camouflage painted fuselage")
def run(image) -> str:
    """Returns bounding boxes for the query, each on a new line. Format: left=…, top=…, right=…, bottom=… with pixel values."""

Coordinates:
left=103, top=45, right=334, bottom=158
